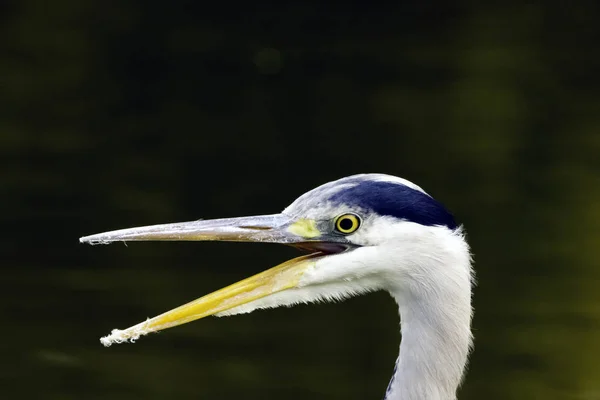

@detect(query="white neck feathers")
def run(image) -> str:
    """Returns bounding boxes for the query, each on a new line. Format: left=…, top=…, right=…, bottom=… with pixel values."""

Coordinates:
left=383, top=227, right=473, bottom=400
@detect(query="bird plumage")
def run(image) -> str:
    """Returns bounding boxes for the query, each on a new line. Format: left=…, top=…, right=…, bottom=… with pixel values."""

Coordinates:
left=80, top=173, right=474, bottom=400
left=287, top=173, right=457, bottom=230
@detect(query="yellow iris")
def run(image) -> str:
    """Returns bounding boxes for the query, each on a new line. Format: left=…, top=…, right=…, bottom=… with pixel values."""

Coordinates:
left=335, top=214, right=361, bottom=234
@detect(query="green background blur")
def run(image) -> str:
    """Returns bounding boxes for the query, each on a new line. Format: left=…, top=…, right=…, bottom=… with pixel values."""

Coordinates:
left=3, top=2, right=599, bottom=399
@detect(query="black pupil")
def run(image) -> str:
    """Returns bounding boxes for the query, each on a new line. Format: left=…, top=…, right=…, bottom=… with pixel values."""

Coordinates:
left=339, top=217, right=354, bottom=231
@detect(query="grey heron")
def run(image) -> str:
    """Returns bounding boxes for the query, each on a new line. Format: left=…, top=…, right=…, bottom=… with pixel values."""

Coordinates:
left=80, top=174, right=473, bottom=400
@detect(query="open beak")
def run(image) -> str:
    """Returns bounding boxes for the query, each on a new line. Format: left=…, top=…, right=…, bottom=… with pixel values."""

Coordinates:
left=80, top=214, right=338, bottom=346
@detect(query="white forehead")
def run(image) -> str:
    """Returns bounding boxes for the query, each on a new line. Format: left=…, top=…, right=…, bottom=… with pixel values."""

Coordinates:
left=357, top=174, right=427, bottom=194
left=282, top=173, right=428, bottom=218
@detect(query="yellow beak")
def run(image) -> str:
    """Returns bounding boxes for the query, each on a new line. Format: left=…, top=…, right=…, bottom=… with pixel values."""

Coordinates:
left=80, top=214, right=325, bottom=346
left=100, top=253, right=319, bottom=346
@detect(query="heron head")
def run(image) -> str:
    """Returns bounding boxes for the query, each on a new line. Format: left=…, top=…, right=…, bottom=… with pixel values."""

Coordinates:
left=80, top=173, right=463, bottom=345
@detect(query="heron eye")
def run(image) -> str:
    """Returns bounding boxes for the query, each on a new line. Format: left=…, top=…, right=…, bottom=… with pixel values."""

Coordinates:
left=334, top=214, right=361, bottom=234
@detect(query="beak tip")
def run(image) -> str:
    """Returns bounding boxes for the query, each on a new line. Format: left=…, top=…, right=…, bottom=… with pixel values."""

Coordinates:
left=79, top=235, right=97, bottom=244
left=80, top=234, right=110, bottom=245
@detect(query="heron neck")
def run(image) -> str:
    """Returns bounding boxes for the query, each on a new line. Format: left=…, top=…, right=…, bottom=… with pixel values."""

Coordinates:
left=384, top=272, right=472, bottom=400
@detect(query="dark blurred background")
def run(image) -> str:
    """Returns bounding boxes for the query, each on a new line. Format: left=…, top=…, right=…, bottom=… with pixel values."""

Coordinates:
left=3, top=1, right=600, bottom=399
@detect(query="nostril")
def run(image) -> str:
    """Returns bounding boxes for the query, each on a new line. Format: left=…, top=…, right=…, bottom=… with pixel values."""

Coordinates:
left=239, top=225, right=272, bottom=231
